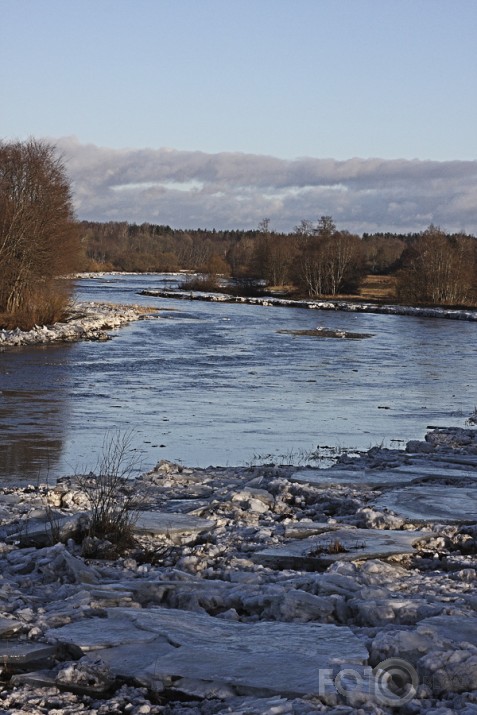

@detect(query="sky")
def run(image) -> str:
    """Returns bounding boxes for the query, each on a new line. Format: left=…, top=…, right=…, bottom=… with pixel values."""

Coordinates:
left=2, top=0, right=477, bottom=233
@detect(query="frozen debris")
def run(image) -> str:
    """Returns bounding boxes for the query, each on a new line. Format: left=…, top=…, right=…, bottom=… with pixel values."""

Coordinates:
left=0, top=511, right=88, bottom=547
left=0, top=616, right=22, bottom=637
left=418, top=647, right=477, bottom=695
left=134, top=511, right=215, bottom=541
left=55, top=655, right=115, bottom=695
left=419, top=615, right=477, bottom=647
left=374, top=484, right=477, bottom=523
left=292, top=461, right=477, bottom=489
left=0, top=641, right=57, bottom=672
left=47, top=607, right=368, bottom=698
left=0, top=301, right=155, bottom=349
left=0, top=427, right=476, bottom=712
left=254, top=528, right=430, bottom=571
left=140, top=287, right=477, bottom=322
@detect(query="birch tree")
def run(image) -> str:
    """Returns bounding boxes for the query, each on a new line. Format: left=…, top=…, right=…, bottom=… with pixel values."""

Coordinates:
left=397, top=226, right=476, bottom=305
left=0, top=139, right=80, bottom=325
left=295, top=217, right=365, bottom=296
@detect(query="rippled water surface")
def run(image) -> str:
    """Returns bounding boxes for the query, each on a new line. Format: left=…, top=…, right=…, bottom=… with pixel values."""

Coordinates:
left=1, top=274, right=476, bottom=482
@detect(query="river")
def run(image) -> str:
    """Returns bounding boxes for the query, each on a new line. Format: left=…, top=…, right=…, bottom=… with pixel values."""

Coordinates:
left=1, top=273, right=475, bottom=483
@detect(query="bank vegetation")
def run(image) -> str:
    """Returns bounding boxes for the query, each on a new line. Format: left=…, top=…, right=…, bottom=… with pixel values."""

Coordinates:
left=80, top=217, right=477, bottom=308
left=0, top=139, right=83, bottom=329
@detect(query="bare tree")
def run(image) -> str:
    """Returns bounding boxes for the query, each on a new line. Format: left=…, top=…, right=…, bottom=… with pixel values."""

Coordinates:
left=316, top=215, right=336, bottom=239
left=397, top=225, right=477, bottom=305
left=296, top=238, right=326, bottom=296
left=0, top=139, right=81, bottom=326
left=258, top=217, right=271, bottom=235
left=294, top=219, right=315, bottom=237
left=294, top=217, right=365, bottom=296
left=321, top=232, right=364, bottom=295
left=362, top=235, right=405, bottom=274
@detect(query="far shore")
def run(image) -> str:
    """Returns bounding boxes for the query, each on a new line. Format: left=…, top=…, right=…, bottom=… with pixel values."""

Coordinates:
left=140, top=286, right=477, bottom=322
left=2, top=273, right=477, bottom=351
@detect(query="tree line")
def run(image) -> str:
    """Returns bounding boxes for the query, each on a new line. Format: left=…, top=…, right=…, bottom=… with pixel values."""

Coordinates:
left=1, top=139, right=477, bottom=330
left=80, top=217, right=477, bottom=306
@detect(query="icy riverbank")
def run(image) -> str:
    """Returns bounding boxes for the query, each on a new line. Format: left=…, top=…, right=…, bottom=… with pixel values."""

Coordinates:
left=2, top=285, right=476, bottom=353
left=1, top=426, right=477, bottom=712
left=0, top=302, right=154, bottom=349
left=141, top=288, right=477, bottom=322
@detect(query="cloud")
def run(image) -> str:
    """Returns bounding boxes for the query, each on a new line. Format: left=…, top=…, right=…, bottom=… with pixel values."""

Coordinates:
left=55, top=136, right=477, bottom=234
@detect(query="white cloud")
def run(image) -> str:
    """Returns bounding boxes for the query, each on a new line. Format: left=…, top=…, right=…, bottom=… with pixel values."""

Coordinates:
left=55, top=136, right=477, bottom=234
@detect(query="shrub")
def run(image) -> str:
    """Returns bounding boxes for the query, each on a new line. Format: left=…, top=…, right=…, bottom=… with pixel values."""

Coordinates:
left=0, top=279, right=72, bottom=330
left=226, top=277, right=266, bottom=297
left=77, top=430, right=144, bottom=552
left=181, top=274, right=222, bottom=292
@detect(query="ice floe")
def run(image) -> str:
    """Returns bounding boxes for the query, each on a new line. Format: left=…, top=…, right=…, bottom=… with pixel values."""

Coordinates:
left=0, top=426, right=476, bottom=712
left=0, top=302, right=155, bottom=349
left=140, top=288, right=477, bottom=322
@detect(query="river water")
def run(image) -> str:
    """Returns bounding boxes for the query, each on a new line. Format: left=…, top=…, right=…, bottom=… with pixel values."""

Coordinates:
left=1, top=273, right=476, bottom=483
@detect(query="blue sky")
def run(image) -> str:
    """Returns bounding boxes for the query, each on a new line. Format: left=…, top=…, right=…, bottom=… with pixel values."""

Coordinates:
left=2, top=0, right=477, bottom=232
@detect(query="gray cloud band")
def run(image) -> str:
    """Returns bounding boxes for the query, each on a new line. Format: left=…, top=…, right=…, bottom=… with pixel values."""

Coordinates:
left=56, top=136, right=477, bottom=234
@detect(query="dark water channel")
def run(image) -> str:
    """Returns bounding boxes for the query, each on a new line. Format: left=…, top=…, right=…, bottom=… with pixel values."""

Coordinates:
left=1, top=274, right=476, bottom=483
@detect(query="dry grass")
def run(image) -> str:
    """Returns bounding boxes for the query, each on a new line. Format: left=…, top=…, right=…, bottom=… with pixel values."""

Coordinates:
left=0, top=286, right=70, bottom=330
left=287, top=275, right=399, bottom=303
left=308, top=538, right=349, bottom=557
left=358, top=275, right=398, bottom=301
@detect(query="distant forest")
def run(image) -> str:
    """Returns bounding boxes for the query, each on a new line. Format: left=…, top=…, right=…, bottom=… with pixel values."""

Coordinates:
left=79, top=218, right=477, bottom=307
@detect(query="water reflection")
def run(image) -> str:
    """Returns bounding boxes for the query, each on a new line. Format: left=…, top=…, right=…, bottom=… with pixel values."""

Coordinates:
left=0, top=345, right=71, bottom=484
